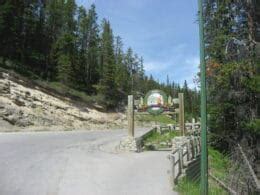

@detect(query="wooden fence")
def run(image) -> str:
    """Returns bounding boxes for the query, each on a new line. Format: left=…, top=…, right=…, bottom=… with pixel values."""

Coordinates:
left=168, top=136, right=201, bottom=185
left=156, top=120, right=201, bottom=135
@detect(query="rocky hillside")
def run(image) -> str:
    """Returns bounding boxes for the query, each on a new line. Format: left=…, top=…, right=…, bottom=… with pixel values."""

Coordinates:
left=0, top=71, right=127, bottom=132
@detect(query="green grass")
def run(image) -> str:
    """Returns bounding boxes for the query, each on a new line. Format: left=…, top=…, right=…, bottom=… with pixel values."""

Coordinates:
left=35, top=80, right=106, bottom=108
left=176, top=147, right=230, bottom=194
left=143, top=130, right=180, bottom=150
left=145, top=131, right=179, bottom=143
left=176, top=178, right=200, bottom=194
left=37, top=81, right=97, bottom=104
left=136, top=114, right=176, bottom=124
left=176, top=177, right=228, bottom=195
left=139, top=114, right=178, bottom=148
left=208, top=147, right=230, bottom=180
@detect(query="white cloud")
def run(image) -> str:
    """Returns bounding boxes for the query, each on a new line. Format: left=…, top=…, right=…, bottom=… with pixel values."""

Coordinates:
left=185, top=56, right=200, bottom=69
left=144, top=54, right=199, bottom=88
left=77, top=0, right=96, bottom=7
left=144, top=61, right=169, bottom=72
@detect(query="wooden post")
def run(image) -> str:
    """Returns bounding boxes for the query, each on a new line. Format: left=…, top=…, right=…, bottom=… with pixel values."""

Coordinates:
left=187, top=142, right=191, bottom=161
left=178, top=93, right=185, bottom=136
left=192, top=118, right=195, bottom=133
left=170, top=155, right=176, bottom=186
left=198, top=137, right=201, bottom=152
left=194, top=137, right=198, bottom=157
left=178, top=147, right=183, bottom=175
left=128, top=95, right=134, bottom=137
left=191, top=138, right=195, bottom=159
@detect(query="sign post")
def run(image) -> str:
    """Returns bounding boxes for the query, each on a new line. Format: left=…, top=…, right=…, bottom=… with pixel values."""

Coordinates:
left=128, top=95, right=134, bottom=137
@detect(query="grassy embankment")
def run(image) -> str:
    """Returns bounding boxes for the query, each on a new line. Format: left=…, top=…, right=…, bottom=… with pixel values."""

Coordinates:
left=176, top=147, right=230, bottom=195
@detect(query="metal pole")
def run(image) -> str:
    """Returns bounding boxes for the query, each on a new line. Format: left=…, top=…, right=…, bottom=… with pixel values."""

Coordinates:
left=197, top=0, right=208, bottom=194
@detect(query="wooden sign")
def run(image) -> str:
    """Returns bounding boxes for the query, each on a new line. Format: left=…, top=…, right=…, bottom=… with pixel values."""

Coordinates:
left=144, top=90, right=168, bottom=115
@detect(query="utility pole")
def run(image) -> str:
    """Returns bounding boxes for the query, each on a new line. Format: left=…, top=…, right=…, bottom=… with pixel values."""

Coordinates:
left=198, top=0, right=208, bottom=194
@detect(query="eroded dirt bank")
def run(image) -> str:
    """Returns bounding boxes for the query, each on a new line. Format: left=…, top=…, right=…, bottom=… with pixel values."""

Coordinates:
left=0, top=71, right=127, bottom=132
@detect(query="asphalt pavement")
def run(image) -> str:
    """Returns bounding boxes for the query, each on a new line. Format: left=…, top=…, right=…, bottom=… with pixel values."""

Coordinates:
left=0, top=129, right=177, bottom=195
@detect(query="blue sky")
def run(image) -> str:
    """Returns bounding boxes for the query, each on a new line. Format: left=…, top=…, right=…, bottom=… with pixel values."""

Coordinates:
left=77, top=0, right=199, bottom=88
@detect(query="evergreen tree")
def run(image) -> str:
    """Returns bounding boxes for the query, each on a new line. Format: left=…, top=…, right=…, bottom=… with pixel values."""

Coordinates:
left=183, top=80, right=192, bottom=118
left=76, top=4, right=99, bottom=92
left=45, top=0, right=65, bottom=79
left=55, top=0, right=77, bottom=86
left=114, top=36, right=130, bottom=96
left=86, top=4, right=100, bottom=89
left=124, top=47, right=135, bottom=93
left=203, top=0, right=259, bottom=150
left=0, top=1, right=16, bottom=63
left=98, top=19, right=117, bottom=109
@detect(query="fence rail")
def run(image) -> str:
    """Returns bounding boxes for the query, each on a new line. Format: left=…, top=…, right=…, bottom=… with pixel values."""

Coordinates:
left=169, top=136, right=201, bottom=185
left=237, top=144, right=260, bottom=193
left=167, top=126, right=260, bottom=194
left=156, top=120, right=201, bottom=135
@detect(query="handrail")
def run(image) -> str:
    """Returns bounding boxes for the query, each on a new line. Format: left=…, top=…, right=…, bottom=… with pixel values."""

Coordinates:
left=169, top=136, right=201, bottom=185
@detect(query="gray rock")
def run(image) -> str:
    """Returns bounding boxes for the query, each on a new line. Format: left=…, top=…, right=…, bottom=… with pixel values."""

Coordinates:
left=4, top=115, right=19, bottom=125
left=25, top=91, right=31, bottom=97
left=13, top=97, right=25, bottom=106
left=15, top=118, right=33, bottom=127
left=0, top=81, right=10, bottom=94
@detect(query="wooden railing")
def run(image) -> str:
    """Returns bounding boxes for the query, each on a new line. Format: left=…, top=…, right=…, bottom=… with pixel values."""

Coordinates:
left=168, top=136, right=201, bottom=185
left=156, top=119, right=201, bottom=135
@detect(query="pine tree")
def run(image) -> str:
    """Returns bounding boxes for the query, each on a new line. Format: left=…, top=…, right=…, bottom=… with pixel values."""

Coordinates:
left=75, top=6, right=87, bottom=89
left=0, top=1, right=16, bottom=63
left=204, top=0, right=259, bottom=148
left=45, top=0, right=65, bottom=79
left=183, top=80, right=192, bottom=118
left=124, top=47, right=135, bottom=93
left=165, top=75, right=171, bottom=95
left=114, top=36, right=130, bottom=96
left=139, top=57, right=145, bottom=79
left=98, top=19, right=117, bottom=109
left=76, top=4, right=99, bottom=92
left=86, top=4, right=100, bottom=90
left=55, top=0, right=77, bottom=86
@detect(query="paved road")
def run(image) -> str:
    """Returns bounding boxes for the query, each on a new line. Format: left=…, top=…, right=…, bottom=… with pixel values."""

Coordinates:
left=0, top=129, right=177, bottom=195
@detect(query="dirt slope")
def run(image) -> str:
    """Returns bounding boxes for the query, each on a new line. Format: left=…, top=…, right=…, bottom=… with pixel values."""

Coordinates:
left=0, top=71, right=127, bottom=132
